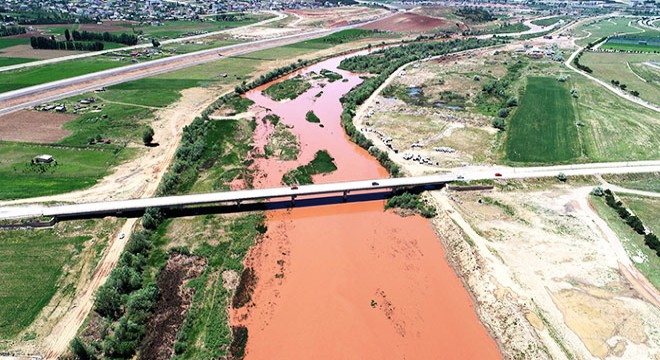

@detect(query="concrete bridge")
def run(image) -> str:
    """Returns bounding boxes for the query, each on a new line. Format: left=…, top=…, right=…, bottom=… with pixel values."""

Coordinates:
left=1, top=160, right=659, bottom=221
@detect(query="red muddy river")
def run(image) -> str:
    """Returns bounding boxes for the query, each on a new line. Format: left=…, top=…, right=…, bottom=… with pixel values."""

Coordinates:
left=230, top=52, right=501, bottom=359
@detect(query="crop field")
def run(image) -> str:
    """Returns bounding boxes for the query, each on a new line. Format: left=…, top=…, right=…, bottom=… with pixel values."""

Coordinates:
left=591, top=196, right=660, bottom=290
left=505, top=77, right=581, bottom=163
left=0, top=142, right=131, bottom=199
left=580, top=52, right=660, bottom=106
left=0, top=224, right=90, bottom=338
left=572, top=75, right=660, bottom=161
left=574, top=17, right=643, bottom=46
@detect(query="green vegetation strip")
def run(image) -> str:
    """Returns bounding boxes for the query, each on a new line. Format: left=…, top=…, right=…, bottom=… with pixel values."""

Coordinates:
left=385, top=191, right=436, bottom=218
left=505, top=77, right=581, bottom=163
left=282, top=150, right=337, bottom=185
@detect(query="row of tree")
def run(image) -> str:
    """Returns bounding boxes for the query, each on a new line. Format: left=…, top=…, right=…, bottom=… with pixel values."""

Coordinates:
left=30, top=36, right=104, bottom=51
left=0, top=25, right=26, bottom=37
left=66, top=29, right=138, bottom=45
left=597, top=188, right=659, bottom=257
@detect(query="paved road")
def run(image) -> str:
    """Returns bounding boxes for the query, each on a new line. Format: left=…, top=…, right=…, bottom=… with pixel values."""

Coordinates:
left=0, top=27, right=338, bottom=115
left=0, top=11, right=287, bottom=73
left=1, top=161, right=658, bottom=221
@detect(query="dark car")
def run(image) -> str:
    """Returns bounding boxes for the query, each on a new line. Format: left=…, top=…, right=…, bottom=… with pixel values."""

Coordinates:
left=371, top=181, right=379, bottom=186
left=495, top=173, right=502, bottom=177
left=291, top=185, right=299, bottom=190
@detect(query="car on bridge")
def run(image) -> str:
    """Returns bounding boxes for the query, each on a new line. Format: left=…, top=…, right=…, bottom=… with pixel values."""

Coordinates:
left=291, top=186, right=299, bottom=190
left=372, top=181, right=379, bottom=186
left=495, top=173, right=502, bottom=177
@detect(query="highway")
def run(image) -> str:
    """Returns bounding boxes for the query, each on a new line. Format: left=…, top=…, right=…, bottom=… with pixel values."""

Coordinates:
left=0, top=27, right=337, bottom=115
left=1, top=160, right=658, bottom=221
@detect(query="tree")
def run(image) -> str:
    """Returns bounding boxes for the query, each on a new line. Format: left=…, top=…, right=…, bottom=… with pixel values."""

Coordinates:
left=142, top=126, right=154, bottom=145
left=64, top=28, right=71, bottom=42
left=497, top=108, right=509, bottom=118
left=556, top=172, right=567, bottom=182
left=151, top=38, right=160, bottom=48
left=70, top=337, right=96, bottom=360
left=95, top=284, right=122, bottom=319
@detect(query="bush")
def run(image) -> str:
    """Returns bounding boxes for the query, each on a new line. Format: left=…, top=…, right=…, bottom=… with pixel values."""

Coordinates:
left=142, top=126, right=154, bottom=145
left=492, top=118, right=506, bottom=131
left=497, top=108, right=509, bottom=118
left=71, top=337, right=96, bottom=360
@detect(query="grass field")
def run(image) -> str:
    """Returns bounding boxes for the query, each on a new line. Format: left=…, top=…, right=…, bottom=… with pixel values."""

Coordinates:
left=505, top=77, right=581, bottom=163
left=602, top=173, right=660, bottom=192
left=128, top=14, right=273, bottom=39
left=0, top=37, right=29, bottom=50
left=619, top=193, right=659, bottom=234
left=580, top=52, right=660, bottom=106
left=573, top=75, right=660, bottom=161
left=0, top=142, right=131, bottom=199
left=575, top=17, right=643, bottom=46
left=591, top=196, right=660, bottom=290
left=530, top=16, right=572, bottom=27
left=0, top=225, right=90, bottom=338
left=0, top=57, right=124, bottom=93
left=0, top=57, right=35, bottom=67
left=600, top=42, right=660, bottom=52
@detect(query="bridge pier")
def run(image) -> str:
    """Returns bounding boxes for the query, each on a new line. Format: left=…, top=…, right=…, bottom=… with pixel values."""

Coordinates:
left=342, top=190, right=349, bottom=202
left=291, top=195, right=297, bottom=207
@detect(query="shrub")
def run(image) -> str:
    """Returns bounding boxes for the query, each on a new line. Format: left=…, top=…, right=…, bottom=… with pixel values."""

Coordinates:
left=142, top=126, right=154, bottom=145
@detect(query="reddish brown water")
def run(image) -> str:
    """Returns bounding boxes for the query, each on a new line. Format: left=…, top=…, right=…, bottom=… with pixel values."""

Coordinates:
left=231, top=53, right=501, bottom=359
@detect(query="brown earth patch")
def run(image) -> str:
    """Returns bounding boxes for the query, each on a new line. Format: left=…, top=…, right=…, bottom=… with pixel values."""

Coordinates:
left=139, top=252, right=207, bottom=360
left=0, top=110, right=73, bottom=142
left=360, top=12, right=451, bottom=32
left=0, top=44, right=86, bottom=59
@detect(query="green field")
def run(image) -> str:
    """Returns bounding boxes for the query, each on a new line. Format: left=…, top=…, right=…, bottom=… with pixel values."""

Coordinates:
left=573, top=75, right=660, bottom=161
left=600, top=42, right=660, bottom=52
left=128, top=14, right=273, bottom=39
left=575, top=17, right=643, bottom=46
left=0, top=37, right=29, bottom=49
left=0, top=225, right=90, bottom=338
left=0, top=142, right=131, bottom=199
left=530, top=16, right=572, bottom=27
left=0, top=58, right=125, bottom=93
left=602, top=173, right=660, bottom=192
left=505, top=77, right=581, bottom=163
left=0, top=57, right=35, bottom=67
left=619, top=193, right=659, bottom=233
left=580, top=52, right=660, bottom=106
left=591, top=196, right=660, bottom=290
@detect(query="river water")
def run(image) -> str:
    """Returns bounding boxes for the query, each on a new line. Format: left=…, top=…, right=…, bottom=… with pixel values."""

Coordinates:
left=230, top=52, right=501, bottom=359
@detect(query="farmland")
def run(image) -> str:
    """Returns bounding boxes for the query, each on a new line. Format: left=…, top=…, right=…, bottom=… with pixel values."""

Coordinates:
left=0, top=219, right=115, bottom=339
left=580, top=52, right=660, bottom=106
left=0, top=142, right=132, bottom=200
left=505, top=77, right=581, bottom=163
left=0, top=37, right=29, bottom=49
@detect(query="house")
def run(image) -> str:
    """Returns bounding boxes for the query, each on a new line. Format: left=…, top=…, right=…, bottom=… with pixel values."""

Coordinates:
left=33, top=154, right=54, bottom=164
